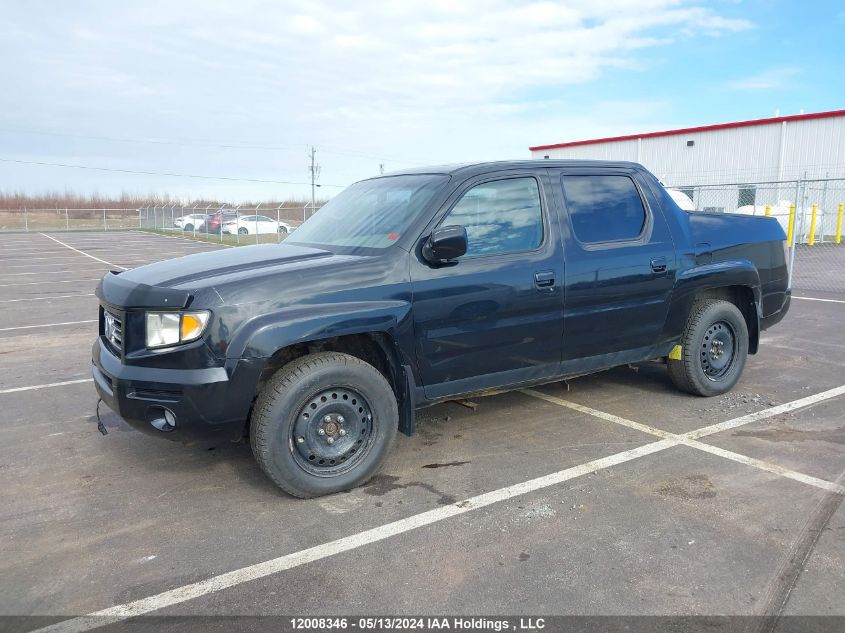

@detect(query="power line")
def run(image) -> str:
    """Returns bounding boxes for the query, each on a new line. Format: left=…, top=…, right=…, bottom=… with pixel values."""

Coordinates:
left=0, top=127, right=307, bottom=152
left=0, top=126, right=444, bottom=165
left=0, top=157, right=347, bottom=188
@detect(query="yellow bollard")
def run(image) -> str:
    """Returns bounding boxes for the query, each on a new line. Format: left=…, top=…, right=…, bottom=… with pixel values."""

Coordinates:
left=836, top=202, right=844, bottom=245
left=765, top=205, right=771, bottom=217
left=808, top=204, right=818, bottom=246
left=787, top=204, right=796, bottom=246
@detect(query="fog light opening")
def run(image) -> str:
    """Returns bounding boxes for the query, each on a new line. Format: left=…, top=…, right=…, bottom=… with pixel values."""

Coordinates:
left=148, top=407, right=177, bottom=432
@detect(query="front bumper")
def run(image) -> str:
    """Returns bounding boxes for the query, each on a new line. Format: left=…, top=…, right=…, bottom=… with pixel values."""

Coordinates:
left=92, top=337, right=259, bottom=443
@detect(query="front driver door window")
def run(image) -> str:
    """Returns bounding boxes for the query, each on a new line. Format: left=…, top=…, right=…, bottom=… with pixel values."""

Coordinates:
left=442, top=177, right=544, bottom=256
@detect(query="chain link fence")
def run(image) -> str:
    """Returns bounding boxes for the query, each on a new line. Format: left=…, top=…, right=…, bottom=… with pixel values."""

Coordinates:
left=0, top=203, right=322, bottom=245
left=0, top=207, right=140, bottom=232
left=673, top=178, right=845, bottom=294
left=137, top=204, right=318, bottom=245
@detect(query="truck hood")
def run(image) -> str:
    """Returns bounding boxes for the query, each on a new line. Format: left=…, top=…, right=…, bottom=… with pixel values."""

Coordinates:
left=97, top=243, right=336, bottom=309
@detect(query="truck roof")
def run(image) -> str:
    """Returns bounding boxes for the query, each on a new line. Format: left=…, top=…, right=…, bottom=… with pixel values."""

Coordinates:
left=381, top=159, right=644, bottom=178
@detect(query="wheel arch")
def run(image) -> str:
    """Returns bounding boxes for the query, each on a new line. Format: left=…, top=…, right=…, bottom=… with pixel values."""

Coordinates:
left=230, top=302, right=417, bottom=436
left=252, top=332, right=416, bottom=437
left=665, top=260, right=761, bottom=354
left=692, top=286, right=759, bottom=354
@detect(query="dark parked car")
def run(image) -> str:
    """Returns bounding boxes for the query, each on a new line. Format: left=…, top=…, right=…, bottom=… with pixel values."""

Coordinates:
left=93, top=160, right=790, bottom=497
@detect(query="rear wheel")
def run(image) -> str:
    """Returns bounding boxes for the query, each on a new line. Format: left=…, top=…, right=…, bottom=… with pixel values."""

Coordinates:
left=278, top=225, right=288, bottom=235
left=183, top=223, right=194, bottom=232
left=250, top=352, right=398, bottom=498
left=668, top=299, right=748, bottom=396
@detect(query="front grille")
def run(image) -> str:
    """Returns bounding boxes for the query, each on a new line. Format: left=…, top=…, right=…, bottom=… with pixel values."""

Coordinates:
left=103, top=308, right=123, bottom=354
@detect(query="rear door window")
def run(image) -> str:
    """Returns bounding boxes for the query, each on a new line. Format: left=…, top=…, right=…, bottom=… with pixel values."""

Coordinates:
left=562, top=175, right=647, bottom=243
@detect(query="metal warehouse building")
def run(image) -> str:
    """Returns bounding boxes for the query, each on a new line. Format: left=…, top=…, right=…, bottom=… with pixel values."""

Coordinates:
left=529, top=110, right=845, bottom=238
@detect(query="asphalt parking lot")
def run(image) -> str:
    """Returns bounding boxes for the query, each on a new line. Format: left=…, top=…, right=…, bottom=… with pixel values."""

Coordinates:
left=0, top=231, right=843, bottom=631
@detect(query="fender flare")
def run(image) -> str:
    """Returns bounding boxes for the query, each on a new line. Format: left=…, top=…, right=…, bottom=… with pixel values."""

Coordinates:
left=227, top=300, right=419, bottom=436
left=664, top=259, right=762, bottom=353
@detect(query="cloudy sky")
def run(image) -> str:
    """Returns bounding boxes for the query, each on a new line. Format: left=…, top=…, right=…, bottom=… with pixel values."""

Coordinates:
left=1, top=0, right=843, bottom=202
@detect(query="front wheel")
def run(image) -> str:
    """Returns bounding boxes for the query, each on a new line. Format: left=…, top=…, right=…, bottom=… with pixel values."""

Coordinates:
left=238, top=227, right=248, bottom=235
left=250, top=352, right=398, bottom=498
left=278, top=225, right=288, bottom=235
left=668, top=299, right=749, bottom=396
left=183, top=223, right=194, bottom=232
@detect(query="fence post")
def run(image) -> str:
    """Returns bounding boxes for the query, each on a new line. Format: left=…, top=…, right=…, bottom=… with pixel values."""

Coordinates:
left=277, top=203, right=283, bottom=243
left=787, top=181, right=804, bottom=290
left=24, top=206, right=28, bottom=232
left=764, top=205, right=771, bottom=217
left=255, top=203, right=261, bottom=244
left=808, top=204, right=818, bottom=246
left=65, top=207, right=69, bottom=231
left=103, top=207, right=107, bottom=231
left=836, top=202, right=843, bottom=245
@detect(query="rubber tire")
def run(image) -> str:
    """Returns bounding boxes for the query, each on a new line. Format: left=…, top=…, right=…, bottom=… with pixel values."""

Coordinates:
left=238, top=227, right=249, bottom=235
left=183, top=224, right=193, bottom=232
left=668, top=299, right=749, bottom=397
left=250, top=352, right=398, bottom=498
left=278, top=226, right=288, bottom=234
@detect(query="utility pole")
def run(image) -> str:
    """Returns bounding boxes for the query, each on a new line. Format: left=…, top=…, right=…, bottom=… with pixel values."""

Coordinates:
left=308, top=146, right=320, bottom=211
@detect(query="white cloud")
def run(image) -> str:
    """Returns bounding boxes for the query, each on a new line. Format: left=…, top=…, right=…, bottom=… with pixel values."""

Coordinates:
left=728, top=66, right=801, bottom=90
left=0, top=0, right=754, bottom=200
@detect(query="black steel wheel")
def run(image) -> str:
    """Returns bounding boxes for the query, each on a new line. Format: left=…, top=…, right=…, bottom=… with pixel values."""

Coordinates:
left=700, top=320, right=737, bottom=380
left=251, top=352, right=398, bottom=498
left=668, top=299, right=748, bottom=396
left=291, top=387, right=375, bottom=477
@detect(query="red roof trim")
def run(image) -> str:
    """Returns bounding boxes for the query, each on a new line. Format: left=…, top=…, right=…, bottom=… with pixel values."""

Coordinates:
left=528, top=109, right=845, bottom=152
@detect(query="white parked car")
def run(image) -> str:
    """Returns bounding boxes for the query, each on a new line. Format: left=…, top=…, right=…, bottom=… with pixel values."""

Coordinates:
left=222, top=215, right=293, bottom=235
left=173, top=213, right=210, bottom=231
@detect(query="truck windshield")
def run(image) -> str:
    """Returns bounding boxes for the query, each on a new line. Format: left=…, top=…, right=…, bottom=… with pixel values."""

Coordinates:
left=286, top=174, right=449, bottom=251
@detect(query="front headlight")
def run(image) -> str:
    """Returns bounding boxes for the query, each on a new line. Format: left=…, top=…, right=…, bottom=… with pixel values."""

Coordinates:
left=146, top=311, right=210, bottom=349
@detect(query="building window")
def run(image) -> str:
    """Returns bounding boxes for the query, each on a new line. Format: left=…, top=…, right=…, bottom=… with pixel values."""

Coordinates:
left=738, top=186, right=756, bottom=208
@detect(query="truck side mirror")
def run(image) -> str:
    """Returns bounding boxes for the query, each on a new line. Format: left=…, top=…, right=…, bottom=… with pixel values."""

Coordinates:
left=422, top=225, right=468, bottom=264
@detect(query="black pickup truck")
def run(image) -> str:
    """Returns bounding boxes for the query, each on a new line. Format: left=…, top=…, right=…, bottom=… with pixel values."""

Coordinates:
left=93, top=160, right=790, bottom=497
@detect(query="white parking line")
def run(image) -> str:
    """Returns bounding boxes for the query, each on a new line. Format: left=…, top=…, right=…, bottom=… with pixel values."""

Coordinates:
left=38, top=234, right=128, bottom=270
left=793, top=296, right=845, bottom=304
left=0, top=278, right=102, bottom=288
left=680, top=439, right=845, bottom=494
left=0, top=269, right=108, bottom=277
left=0, top=293, right=95, bottom=303
left=521, top=385, right=845, bottom=494
left=1, top=262, right=113, bottom=269
left=0, top=256, right=93, bottom=262
left=34, top=439, right=677, bottom=633
left=0, top=378, right=92, bottom=395
left=0, top=320, right=97, bottom=332
left=30, top=385, right=845, bottom=633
